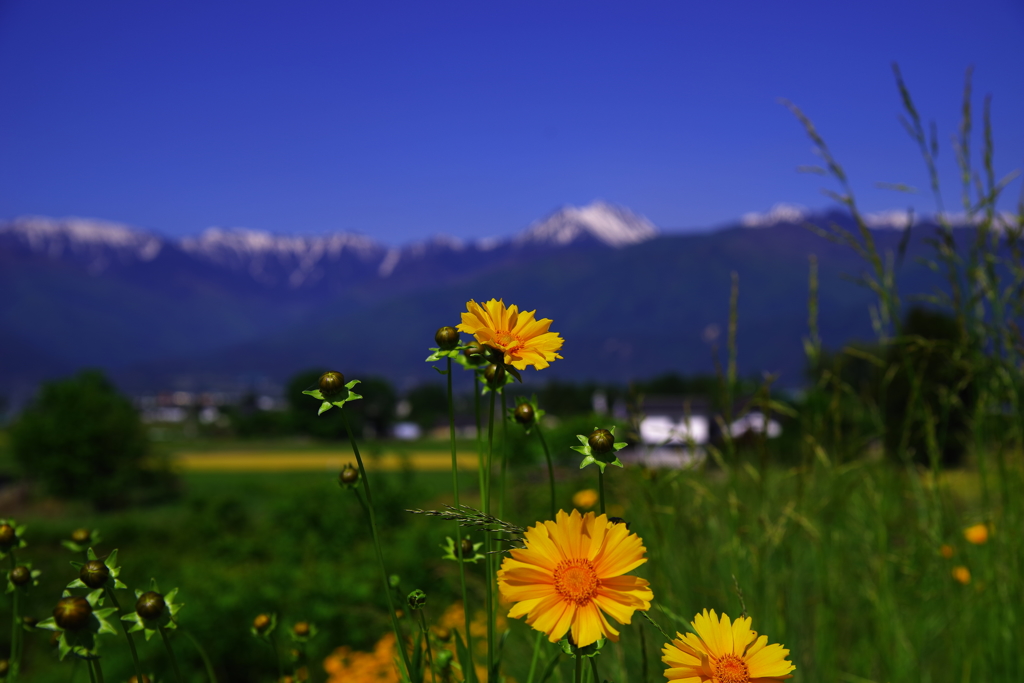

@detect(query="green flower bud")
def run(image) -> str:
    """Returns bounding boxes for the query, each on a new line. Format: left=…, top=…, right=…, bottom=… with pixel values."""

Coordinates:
left=70, top=528, right=91, bottom=544
left=135, top=591, right=167, bottom=621
left=0, top=524, right=17, bottom=550
left=460, top=537, right=473, bottom=556
left=318, top=371, right=346, bottom=400
left=292, top=621, right=310, bottom=637
left=80, top=560, right=110, bottom=589
left=338, top=464, right=360, bottom=488
left=253, top=614, right=271, bottom=633
left=9, top=566, right=31, bottom=586
left=588, top=429, right=615, bottom=454
left=514, top=403, right=535, bottom=425
left=434, top=326, right=460, bottom=350
left=53, top=596, right=92, bottom=631
left=462, top=341, right=487, bottom=366
left=407, top=590, right=426, bottom=610
left=483, top=363, right=505, bottom=387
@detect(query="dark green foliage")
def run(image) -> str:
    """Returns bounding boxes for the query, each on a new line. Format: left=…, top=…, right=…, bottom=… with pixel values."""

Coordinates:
left=9, top=370, right=170, bottom=510
left=284, top=370, right=397, bottom=439
left=404, top=383, right=447, bottom=432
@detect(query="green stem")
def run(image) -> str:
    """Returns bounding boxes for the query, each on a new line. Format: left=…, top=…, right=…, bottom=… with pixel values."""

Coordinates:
left=447, top=358, right=477, bottom=682
left=598, top=469, right=606, bottom=516
left=85, top=659, right=97, bottom=683
left=639, top=622, right=648, bottom=683
left=103, top=587, right=145, bottom=682
left=8, top=553, right=21, bottom=683
left=418, top=610, right=437, bottom=683
left=340, top=409, right=414, bottom=680
left=484, top=389, right=497, bottom=681
left=475, top=374, right=486, bottom=505
left=499, top=390, right=509, bottom=520
left=91, top=658, right=105, bottom=683
left=159, top=627, right=184, bottom=683
left=574, top=654, right=583, bottom=683
left=270, top=631, right=283, bottom=681
left=181, top=626, right=219, bottom=683
left=535, top=424, right=557, bottom=520
left=526, top=631, right=544, bottom=683
left=588, top=656, right=599, bottom=683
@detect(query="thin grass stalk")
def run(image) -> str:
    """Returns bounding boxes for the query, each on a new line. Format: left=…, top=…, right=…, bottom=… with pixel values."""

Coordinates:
left=483, top=389, right=497, bottom=681
left=534, top=424, right=557, bottom=520
left=639, top=622, right=648, bottom=683
left=91, top=659, right=105, bottom=683
left=8, top=553, right=20, bottom=683
left=597, top=469, right=605, bottom=516
left=86, top=659, right=97, bottom=683
left=181, top=626, right=219, bottom=683
left=475, top=375, right=486, bottom=508
left=158, top=626, right=184, bottom=683
left=446, top=358, right=476, bottom=680
left=340, top=410, right=414, bottom=680
left=526, top=631, right=544, bottom=683
left=102, top=586, right=145, bottom=682
left=418, top=610, right=437, bottom=683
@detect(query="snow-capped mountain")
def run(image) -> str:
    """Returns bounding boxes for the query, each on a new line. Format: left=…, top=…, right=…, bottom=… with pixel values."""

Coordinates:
left=515, top=201, right=658, bottom=247
left=0, top=216, right=164, bottom=274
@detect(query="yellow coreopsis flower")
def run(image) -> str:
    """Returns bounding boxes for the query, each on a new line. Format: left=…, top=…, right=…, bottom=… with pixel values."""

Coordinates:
left=497, top=510, right=652, bottom=647
left=963, top=523, right=988, bottom=545
left=572, top=489, right=599, bottom=510
left=458, top=299, right=564, bottom=370
left=952, top=566, right=971, bottom=584
left=662, top=609, right=795, bottom=682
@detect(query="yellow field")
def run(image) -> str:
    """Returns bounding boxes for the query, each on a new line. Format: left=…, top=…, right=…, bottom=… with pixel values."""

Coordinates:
left=171, top=450, right=481, bottom=472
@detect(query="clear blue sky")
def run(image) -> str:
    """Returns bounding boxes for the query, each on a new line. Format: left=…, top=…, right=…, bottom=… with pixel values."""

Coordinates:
left=1, top=0, right=1022, bottom=244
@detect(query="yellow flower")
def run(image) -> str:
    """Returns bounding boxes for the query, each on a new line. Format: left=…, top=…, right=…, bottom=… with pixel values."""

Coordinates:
left=963, top=523, right=988, bottom=545
left=497, top=509, right=652, bottom=647
left=662, top=609, right=795, bottom=682
left=952, top=566, right=971, bottom=584
left=457, top=299, right=564, bottom=370
left=940, top=544, right=955, bottom=559
left=572, top=489, right=599, bottom=510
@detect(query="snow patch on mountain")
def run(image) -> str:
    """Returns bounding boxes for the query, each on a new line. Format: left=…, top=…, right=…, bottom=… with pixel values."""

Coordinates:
left=0, top=216, right=164, bottom=271
left=741, top=203, right=810, bottom=228
left=515, top=201, right=657, bottom=248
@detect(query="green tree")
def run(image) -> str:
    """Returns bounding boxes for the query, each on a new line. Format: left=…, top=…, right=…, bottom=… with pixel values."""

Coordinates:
left=10, top=370, right=158, bottom=509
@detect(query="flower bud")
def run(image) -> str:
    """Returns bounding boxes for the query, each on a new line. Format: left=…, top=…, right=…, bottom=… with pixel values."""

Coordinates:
left=0, top=524, right=17, bottom=550
left=54, top=596, right=92, bottom=631
left=253, top=614, right=271, bottom=633
left=460, top=538, right=473, bottom=556
left=462, top=342, right=487, bottom=366
left=483, top=363, right=505, bottom=387
left=9, top=566, right=31, bottom=586
left=513, top=403, right=534, bottom=425
left=0, top=660, right=8, bottom=676
left=292, top=621, right=310, bottom=637
left=22, top=616, right=38, bottom=629
left=70, top=528, right=91, bottom=544
left=135, top=591, right=167, bottom=621
left=318, top=371, right=346, bottom=400
left=338, top=464, right=360, bottom=488
left=434, top=326, right=460, bottom=350
left=407, top=590, right=426, bottom=610
left=588, top=429, right=615, bottom=454
left=128, top=677, right=152, bottom=683
left=80, top=560, right=110, bottom=589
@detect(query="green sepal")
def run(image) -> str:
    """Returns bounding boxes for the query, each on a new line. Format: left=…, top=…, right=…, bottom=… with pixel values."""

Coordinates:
left=5, top=563, right=42, bottom=594
left=507, top=395, right=545, bottom=434
left=62, top=529, right=102, bottom=554
left=425, top=346, right=465, bottom=362
left=440, top=536, right=485, bottom=564
left=37, top=589, right=118, bottom=660
left=0, top=518, right=29, bottom=558
left=251, top=612, right=278, bottom=640
left=572, top=427, right=627, bottom=473
left=479, top=368, right=516, bottom=395
left=122, top=579, right=183, bottom=641
left=289, top=622, right=319, bottom=644
left=303, top=379, right=363, bottom=414
left=561, top=635, right=605, bottom=657
left=67, top=548, right=126, bottom=591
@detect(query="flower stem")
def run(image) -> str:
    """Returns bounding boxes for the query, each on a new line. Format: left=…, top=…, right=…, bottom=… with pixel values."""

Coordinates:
left=103, top=587, right=145, bottom=682
left=269, top=631, right=283, bottom=681
left=534, top=424, right=556, bottom=520
left=483, top=389, right=497, bottom=681
left=588, top=656, right=599, bottom=683
left=639, top=622, right=648, bottom=683
left=447, top=358, right=476, bottom=682
left=526, top=631, right=544, bottom=683
left=8, top=553, right=21, bottom=683
left=417, top=610, right=437, bottom=683
left=86, top=658, right=97, bottom=683
left=598, top=468, right=606, bottom=516
left=181, top=626, right=219, bottom=683
left=499, top=390, right=509, bottom=520
left=340, top=409, right=414, bottom=680
left=574, top=654, right=583, bottom=683
left=159, top=626, right=184, bottom=683
left=91, top=658, right=105, bottom=683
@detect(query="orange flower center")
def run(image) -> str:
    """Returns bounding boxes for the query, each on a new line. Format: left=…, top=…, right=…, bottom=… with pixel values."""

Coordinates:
left=494, top=330, right=523, bottom=354
left=712, top=654, right=749, bottom=683
left=553, top=558, right=598, bottom=605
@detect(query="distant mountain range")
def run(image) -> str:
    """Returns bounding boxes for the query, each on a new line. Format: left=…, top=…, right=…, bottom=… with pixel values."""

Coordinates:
left=0, top=201, right=971, bottom=402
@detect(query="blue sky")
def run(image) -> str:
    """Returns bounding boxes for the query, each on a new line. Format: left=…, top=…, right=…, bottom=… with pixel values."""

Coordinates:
left=1, top=0, right=1022, bottom=244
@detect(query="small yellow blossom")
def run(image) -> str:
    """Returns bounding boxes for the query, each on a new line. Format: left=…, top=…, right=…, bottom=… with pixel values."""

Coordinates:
left=952, top=566, right=971, bottom=584
left=572, top=489, right=599, bottom=509
left=458, top=299, right=564, bottom=370
left=662, top=609, right=795, bottom=681
left=963, top=523, right=988, bottom=545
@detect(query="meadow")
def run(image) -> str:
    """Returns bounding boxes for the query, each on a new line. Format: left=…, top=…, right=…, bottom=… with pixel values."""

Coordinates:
left=1, top=67, right=1022, bottom=683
